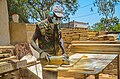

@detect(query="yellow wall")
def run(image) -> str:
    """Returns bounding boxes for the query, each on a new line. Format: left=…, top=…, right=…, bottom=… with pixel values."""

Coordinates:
left=26, top=24, right=36, bottom=43
left=9, top=22, right=35, bottom=44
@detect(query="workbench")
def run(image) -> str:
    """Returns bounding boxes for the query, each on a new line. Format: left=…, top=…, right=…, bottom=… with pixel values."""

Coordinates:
left=43, top=41, right=120, bottom=79
left=43, top=54, right=117, bottom=79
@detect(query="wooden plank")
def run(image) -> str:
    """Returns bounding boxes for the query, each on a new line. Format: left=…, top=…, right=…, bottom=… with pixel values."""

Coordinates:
left=69, top=51, right=119, bottom=54
left=0, top=56, right=16, bottom=62
left=0, top=59, right=27, bottom=74
left=0, top=62, right=14, bottom=74
left=0, top=53, right=11, bottom=58
left=58, top=70, right=85, bottom=79
left=71, top=41, right=120, bottom=44
left=0, top=46, right=15, bottom=49
left=0, top=60, right=27, bottom=75
left=0, top=49, right=12, bottom=53
left=70, top=47, right=120, bottom=52
left=69, top=54, right=117, bottom=75
left=10, top=59, right=27, bottom=69
left=43, top=53, right=118, bottom=79
left=70, top=44, right=120, bottom=53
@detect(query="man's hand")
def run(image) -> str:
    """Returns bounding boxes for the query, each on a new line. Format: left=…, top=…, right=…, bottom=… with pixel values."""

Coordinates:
left=39, top=51, right=50, bottom=59
left=62, top=53, right=69, bottom=59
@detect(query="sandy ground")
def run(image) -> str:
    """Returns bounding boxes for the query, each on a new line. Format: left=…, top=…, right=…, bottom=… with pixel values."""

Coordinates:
left=59, top=74, right=117, bottom=79
left=87, top=74, right=117, bottom=79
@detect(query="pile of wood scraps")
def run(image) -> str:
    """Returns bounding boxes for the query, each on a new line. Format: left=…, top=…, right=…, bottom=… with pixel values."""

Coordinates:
left=0, top=56, right=27, bottom=74
left=0, top=46, right=28, bottom=74
left=0, top=44, right=42, bottom=79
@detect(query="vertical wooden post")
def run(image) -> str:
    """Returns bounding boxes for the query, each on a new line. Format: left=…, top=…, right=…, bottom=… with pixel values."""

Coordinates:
left=95, top=74, right=99, bottom=79
left=117, top=55, right=120, bottom=79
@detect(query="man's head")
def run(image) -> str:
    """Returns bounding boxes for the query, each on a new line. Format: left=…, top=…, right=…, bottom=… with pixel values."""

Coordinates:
left=49, top=5, right=64, bottom=24
left=52, top=5, right=64, bottom=18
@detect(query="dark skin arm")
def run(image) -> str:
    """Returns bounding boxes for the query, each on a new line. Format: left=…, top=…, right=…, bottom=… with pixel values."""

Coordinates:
left=30, top=25, right=49, bottom=59
left=58, top=31, right=69, bottom=58
left=59, top=31, right=65, bottom=54
left=30, top=32, right=43, bottom=53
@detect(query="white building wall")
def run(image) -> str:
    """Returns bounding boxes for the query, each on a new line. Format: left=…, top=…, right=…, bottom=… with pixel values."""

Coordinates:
left=74, top=23, right=88, bottom=28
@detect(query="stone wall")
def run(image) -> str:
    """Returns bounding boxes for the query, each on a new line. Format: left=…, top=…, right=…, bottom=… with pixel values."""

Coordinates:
left=0, top=0, right=10, bottom=45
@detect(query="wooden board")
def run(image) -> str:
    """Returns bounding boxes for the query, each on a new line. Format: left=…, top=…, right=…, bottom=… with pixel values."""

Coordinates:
left=71, top=41, right=120, bottom=44
left=0, top=46, right=15, bottom=49
left=10, top=59, right=27, bottom=69
left=0, top=56, right=27, bottom=74
left=0, top=53, right=11, bottom=58
left=70, top=44, right=120, bottom=53
left=43, top=53, right=118, bottom=79
left=0, top=62, right=14, bottom=74
left=69, top=54, right=117, bottom=75
left=0, top=56, right=16, bottom=62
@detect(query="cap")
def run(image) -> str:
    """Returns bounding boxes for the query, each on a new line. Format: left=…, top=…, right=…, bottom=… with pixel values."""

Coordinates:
left=52, top=5, right=64, bottom=18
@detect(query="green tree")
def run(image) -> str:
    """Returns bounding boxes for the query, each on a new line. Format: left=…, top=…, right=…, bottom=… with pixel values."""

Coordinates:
left=94, top=0, right=120, bottom=31
left=91, top=22, right=105, bottom=31
left=7, top=0, right=30, bottom=23
left=91, top=17, right=119, bottom=31
left=7, top=0, right=79, bottom=23
left=113, top=23, right=120, bottom=32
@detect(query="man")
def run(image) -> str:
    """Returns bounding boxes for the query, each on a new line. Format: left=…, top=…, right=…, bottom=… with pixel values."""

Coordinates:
left=30, top=4, right=68, bottom=63
left=30, top=4, right=68, bottom=79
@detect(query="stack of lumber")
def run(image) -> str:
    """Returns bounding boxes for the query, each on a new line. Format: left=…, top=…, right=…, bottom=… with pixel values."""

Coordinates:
left=79, top=32, right=87, bottom=41
left=98, top=31, right=106, bottom=35
left=0, top=49, right=11, bottom=59
left=0, top=46, right=26, bottom=78
left=87, top=31, right=98, bottom=41
left=62, top=30, right=73, bottom=49
left=98, top=34, right=116, bottom=41
left=61, top=28, right=88, bottom=48
left=63, top=32, right=73, bottom=44
left=0, top=46, right=15, bottom=59
left=61, top=28, right=88, bottom=39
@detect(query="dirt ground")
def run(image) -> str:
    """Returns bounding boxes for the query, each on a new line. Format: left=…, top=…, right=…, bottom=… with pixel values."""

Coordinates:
left=87, top=74, right=117, bottom=79
left=58, top=74, right=117, bottom=79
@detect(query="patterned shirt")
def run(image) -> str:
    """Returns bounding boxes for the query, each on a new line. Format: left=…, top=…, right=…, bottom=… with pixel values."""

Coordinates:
left=35, top=21, right=61, bottom=55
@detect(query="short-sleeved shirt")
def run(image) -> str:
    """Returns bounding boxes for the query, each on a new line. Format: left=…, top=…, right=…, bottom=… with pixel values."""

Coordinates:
left=35, top=21, right=61, bottom=55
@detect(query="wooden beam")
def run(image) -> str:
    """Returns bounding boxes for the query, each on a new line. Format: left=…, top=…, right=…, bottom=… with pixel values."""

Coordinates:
left=0, top=59, right=27, bottom=74
left=70, top=44, right=120, bottom=53
left=0, top=56, right=16, bottom=62
left=70, top=41, right=120, bottom=54
left=0, top=46, right=15, bottom=49
left=0, top=53, right=11, bottom=58
left=10, top=59, right=27, bottom=69
left=71, top=41, right=120, bottom=44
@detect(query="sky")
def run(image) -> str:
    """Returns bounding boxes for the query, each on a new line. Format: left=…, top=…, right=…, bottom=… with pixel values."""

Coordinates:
left=64, top=0, right=120, bottom=26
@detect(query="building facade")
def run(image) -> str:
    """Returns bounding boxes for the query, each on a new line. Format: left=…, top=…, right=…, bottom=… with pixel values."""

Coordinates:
left=62, top=20, right=89, bottom=28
